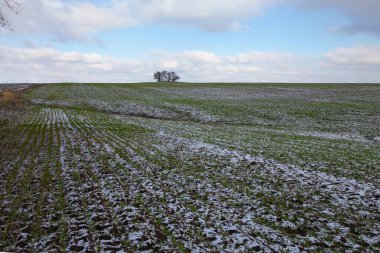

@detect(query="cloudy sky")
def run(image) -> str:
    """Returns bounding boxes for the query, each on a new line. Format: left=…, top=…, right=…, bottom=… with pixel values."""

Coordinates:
left=0, top=0, right=380, bottom=83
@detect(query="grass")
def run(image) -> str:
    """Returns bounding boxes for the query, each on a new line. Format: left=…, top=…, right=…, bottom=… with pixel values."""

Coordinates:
left=0, top=82, right=379, bottom=252
left=0, top=89, right=26, bottom=110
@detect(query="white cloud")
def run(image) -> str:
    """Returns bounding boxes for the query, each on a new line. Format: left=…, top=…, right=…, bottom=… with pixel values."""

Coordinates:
left=324, top=46, right=380, bottom=65
left=0, top=45, right=380, bottom=82
left=5, top=0, right=279, bottom=42
left=1, top=45, right=379, bottom=83
left=0, top=45, right=301, bottom=83
left=4, top=0, right=380, bottom=43
left=317, top=45, right=380, bottom=82
left=126, top=0, right=279, bottom=31
left=5, top=0, right=132, bottom=43
left=0, top=45, right=143, bottom=82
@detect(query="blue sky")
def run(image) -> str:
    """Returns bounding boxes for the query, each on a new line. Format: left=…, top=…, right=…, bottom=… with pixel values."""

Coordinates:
left=0, top=0, right=380, bottom=83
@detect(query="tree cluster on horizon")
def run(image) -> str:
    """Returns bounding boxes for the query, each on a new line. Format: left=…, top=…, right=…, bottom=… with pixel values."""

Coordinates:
left=154, top=71, right=180, bottom=82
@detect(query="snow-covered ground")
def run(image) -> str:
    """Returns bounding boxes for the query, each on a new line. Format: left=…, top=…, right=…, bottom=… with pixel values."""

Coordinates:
left=1, top=83, right=379, bottom=252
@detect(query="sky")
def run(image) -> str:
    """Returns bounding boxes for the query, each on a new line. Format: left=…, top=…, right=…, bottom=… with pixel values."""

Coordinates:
left=0, top=0, right=380, bottom=83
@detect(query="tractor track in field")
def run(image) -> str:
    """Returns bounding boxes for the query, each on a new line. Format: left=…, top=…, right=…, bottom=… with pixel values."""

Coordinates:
left=1, top=83, right=380, bottom=252
left=1, top=106, right=379, bottom=252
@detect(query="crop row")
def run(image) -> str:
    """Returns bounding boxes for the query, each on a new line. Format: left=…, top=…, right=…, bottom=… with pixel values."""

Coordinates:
left=1, top=104, right=378, bottom=252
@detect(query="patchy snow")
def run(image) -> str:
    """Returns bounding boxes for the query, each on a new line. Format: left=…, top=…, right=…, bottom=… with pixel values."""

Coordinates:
left=2, top=84, right=379, bottom=252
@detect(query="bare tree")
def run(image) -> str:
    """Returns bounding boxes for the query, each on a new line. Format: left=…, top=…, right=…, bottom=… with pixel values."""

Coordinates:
left=154, top=71, right=162, bottom=82
left=154, top=71, right=180, bottom=82
left=0, top=0, right=19, bottom=30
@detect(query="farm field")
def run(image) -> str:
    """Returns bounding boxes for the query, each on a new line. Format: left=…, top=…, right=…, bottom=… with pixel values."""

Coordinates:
left=0, top=82, right=379, bottom=252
